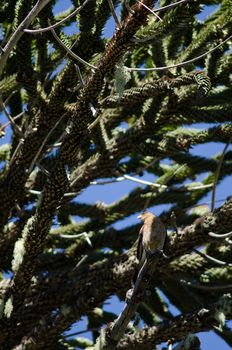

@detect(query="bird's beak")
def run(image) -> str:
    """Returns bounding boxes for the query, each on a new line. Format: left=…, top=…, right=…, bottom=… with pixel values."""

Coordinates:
left=137, top=215, right=142, bottom=219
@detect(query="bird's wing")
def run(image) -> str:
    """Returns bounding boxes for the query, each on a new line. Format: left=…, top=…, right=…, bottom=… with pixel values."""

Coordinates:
left=152, top=218, right=167, bottom=249
left=137, top=225, right=144, bottom=260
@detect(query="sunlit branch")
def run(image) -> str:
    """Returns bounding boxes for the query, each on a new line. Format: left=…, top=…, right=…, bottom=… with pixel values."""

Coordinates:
left=225, top=238, right=232, bottom=246
left=154, top=0, right=191, bottom=13
left=193, top=248, right=232, bottom=267
left=0, top=0, right=52, bottom=74
left=27, top=189, right=76, bottom=197
left=46, top=142, right=62, bottom=150
left=36, top=163, right=51, bottom=177
left=175, top=184, right=213, bottom=192
left=208, top=231, right=232, bottom=239
left=46, top=130, right=66, bottom=153
left=0, top=97, right=24, bottom=137
left=90, top=178, right=124, bottom=185
left=28, top=112, right=68, bottom=174
left=88, top=112, right=105, bottom=131
left=108, top=0, right=121, bottom=28
left=24, top=0, right=91, bottom=34
left=49, top=21, right=96, bottom=69
left=7, top=138, right=24, bottom=169
left=69, top=171, right=211, bottom=194
left=127, top=35, right=232, bottom=71
left=137, top=0, right=163, bottom=22
left=144, top=164, right=186, bottom=209
left=59, top=232, right=92, bottom=246
left=28, top=189, right=78, bottom=197
left=123, top=174, right=167, bottom=188
left=0, top=111, right=24, bottom=133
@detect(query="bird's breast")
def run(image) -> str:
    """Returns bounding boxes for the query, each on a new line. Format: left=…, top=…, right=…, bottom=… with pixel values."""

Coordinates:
left=142, top=221, right=166, bottom=251
left=143, top=236, right=159, bottom=251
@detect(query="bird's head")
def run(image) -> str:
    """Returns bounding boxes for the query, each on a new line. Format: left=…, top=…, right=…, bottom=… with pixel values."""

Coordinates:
left=137, top=211, right=155, bottom=222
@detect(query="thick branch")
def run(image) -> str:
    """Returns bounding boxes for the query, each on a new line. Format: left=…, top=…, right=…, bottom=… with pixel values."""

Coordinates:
left=2, top=198, right=232, bottom=348
left=101, top=252, right=163, bottom=349
left=117, top=294, right=232, bottom=349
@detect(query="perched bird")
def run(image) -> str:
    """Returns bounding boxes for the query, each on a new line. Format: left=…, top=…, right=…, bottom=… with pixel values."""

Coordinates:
left=133, top=211, right=167, bottom=283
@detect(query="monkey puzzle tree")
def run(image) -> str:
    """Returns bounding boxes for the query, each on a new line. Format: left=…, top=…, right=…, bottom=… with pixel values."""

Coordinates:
left=0, top=0, right=232, bottom=349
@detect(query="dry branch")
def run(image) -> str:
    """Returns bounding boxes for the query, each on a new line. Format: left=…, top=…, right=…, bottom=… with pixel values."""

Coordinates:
left=0, top=0, right=52, bottom=74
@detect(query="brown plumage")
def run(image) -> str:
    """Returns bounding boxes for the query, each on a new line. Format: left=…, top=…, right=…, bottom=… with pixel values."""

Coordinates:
left=133, top=211, right=167, bottom=283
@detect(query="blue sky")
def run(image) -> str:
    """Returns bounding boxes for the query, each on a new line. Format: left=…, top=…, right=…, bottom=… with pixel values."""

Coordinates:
left=0, top=1, right=231, bottom=349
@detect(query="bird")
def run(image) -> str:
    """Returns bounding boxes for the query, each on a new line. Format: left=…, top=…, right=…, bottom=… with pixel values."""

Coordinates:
left=133, top=211, right=167, bottom=284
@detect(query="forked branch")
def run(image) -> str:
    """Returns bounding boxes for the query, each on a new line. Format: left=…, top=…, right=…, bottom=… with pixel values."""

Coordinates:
left=0, top=0, right=52, bottom=74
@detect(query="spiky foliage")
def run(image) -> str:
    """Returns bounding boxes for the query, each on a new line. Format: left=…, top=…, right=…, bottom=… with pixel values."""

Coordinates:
left=0, top=0, right=232, bottom=349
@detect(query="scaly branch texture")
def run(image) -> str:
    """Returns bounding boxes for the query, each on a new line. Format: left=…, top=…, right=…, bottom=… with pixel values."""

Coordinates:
left=0, top=0, right=231, bottom=349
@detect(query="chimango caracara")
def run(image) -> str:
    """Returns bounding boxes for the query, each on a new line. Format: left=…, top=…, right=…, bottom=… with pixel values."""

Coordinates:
left=133, top=211, right=167, bottom=283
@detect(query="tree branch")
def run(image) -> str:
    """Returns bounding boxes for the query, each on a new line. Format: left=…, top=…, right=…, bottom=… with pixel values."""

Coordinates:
left=24, top=0, right=91, bottom=34
left=98, top=251, right=163, bottom=349
left=116, top=294, right=232, bottom=349
left=127, top=35, right=232, bottom=71
left=5, top=198, right=231, bottom=349
left=0, top=0, right=52, bottom=74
